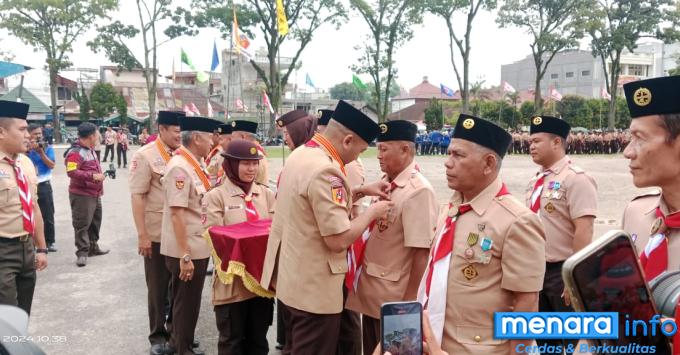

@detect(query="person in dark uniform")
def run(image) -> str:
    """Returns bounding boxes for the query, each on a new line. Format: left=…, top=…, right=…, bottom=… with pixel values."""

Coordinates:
left=0, top=100, right=48, bottom=315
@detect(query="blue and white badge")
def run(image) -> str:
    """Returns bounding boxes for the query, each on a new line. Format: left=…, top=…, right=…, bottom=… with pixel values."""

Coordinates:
left=480, top=237, right=493, bottom=251
left=0, top=169, right=9, bottom=179
left=554, top=182, right=561, bottom=190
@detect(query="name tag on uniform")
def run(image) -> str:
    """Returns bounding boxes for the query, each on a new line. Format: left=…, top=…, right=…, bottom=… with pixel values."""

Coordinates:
left=0, top=170, right=9, bottom=178
left=227, top=205, right=243, bottom=210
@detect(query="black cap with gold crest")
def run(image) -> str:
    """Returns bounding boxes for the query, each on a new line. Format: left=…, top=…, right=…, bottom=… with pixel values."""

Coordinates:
left=157, top=111, right=184, bottom=126
left=231, top=120, right=258, bottom=134
left=452, top=114, right=512, bottom=158
left=377, top=120, right=417, bottom=142
left=179, top=116, right=221, bottom=133
left=318, top=109, right=333, bottom=126
left=0, top=100, right=29, bottom=120
left=624, top=76, right=680, bottom=118
left=222, top=139, right=262, bottom=160
left=331, top=100, right=379, bottom=144
left=529, top=115, right=570, bottom=139
left=276, top=110, right=308, bottom=128
left=217, top=124, right=232, bottom=135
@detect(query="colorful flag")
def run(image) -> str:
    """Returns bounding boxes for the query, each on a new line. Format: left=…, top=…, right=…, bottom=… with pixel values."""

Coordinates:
left=601, top=86, right=611, bottom=101
left=207, top=100, right=214, bottom=117
left=232, top=8, right=253, bottom=60
left=180, top=48, right=209, bottom=83
left=189, top=102, right=201, bottom=116
left=352, top=74, right=367, bottom=90
left=262, top=90, right=274, bottom=114
left=440, top=84, right=455, bottom=97
left=305, top=73, right=315, bottom=89
left=235, top=98, right=248, bottom=112
left=211, top=40, right=220, bottom=72
left=276, top=0, right=289, bottom=36
left=550, top=87, right=563, bottom=102
left=502, top=81, right=516, bottom=93
left=183, top=104, right=193, bottom=116
left=172, top=57, right=176, bottom=83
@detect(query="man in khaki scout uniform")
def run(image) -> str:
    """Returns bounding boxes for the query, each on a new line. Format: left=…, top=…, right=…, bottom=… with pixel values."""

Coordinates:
left=230, top=120, right=269, bottom=186
left=205, top=124, right=232, bottom=186
left=346, top=120, right=437, bottom=355
left=261, top=100, right=393, bottom=354
left=525, top=115, right=597, bottom=355
left=161, top=116, right=220, bottom=355
left=129, top=110, right=183, bottom=355
left=620, top=76, right=680, bottom=290
left=0, top=100, right=48, bottom=315
left=417, top=114, right=545, bottom=355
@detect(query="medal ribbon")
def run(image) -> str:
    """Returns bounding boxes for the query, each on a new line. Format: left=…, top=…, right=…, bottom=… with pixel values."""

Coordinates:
left=177, top=147, right=211, bottom=191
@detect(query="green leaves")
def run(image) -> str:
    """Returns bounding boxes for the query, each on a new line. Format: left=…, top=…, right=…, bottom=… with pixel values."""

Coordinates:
left=87, top=21, right=143, bottom=71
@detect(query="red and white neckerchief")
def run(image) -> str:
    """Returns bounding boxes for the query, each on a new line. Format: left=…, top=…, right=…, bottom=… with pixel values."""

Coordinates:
left=4, top=157, right=34, bottom=234
left=240, top=193, right=260, bottom=222
left=530, top=171, right=549, bottom=213
left=417, top=183, right=509, bottom=346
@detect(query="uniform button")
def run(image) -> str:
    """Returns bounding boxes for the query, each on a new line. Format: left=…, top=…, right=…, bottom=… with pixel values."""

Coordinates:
left=474, top=335, right=481, bottom=342
left=498, top=196, right=504, bottom=201
left=380, top=272, right=386, bottom=277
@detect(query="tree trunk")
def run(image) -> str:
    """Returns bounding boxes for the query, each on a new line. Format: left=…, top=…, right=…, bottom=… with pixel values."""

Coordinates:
left=268, top=44, right=278, bottom=138
left=607, top=51, right=622, bottom=129
left=48, top=67, right=62, bottom=143
left=534, top=75, right=542, bottom=113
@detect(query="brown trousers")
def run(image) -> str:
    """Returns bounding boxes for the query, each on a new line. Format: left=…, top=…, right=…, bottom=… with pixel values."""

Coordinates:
left=0, top=237, right=36, bottom=314
left=281, top=302, right=341, bottom=355
left=144, top=242, right=172, bottom=345
left=338, top=286, right=362, bottom=355
left=69, top=193, right=102, bottom=257
left=165, top=256, right=208, bottom=355
left=362, top=315, right=381, bottom=355
left=214, top=296, right=274, bottom=355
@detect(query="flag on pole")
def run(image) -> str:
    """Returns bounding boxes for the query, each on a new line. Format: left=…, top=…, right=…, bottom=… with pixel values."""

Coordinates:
left=183, top=104, right=193, bottom=116
left=172, top=58, right=176, bottom=83
left=207, top=100, right=214, bottom=117
left=276, top=0, right=289, bottom=36
left=352, top=74, right=367, bottom=90
left=262, top=90, right=274, bottom=114
left=189, top=102, right=201, bottom=116
left=305, top=73, right=316, bottom=89
left=601, top=86, right=611, bottom=101
left=440, top=84, right=455, bottom=97
left=550, top=87, right=563, bottom=102
left=211, top=40, right=220, bottom=72
left=232, top=7, right=253, bottom=60
left=180, top=48, right=209, bottom=83
left=502, top=81, right=516, bottom=93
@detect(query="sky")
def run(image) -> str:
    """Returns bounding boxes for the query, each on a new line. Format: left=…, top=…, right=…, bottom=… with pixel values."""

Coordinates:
left=3, top=0, right=541, bottom=94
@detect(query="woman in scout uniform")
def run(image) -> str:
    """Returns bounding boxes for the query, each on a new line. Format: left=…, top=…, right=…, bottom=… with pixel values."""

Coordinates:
left=231, top=120, right=269, bottom=186
left=276, top=110, right=317, bottom=150
left=203, top=140, right=275, bottom=355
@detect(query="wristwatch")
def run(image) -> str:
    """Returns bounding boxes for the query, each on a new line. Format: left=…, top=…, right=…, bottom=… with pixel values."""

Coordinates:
left=182, top=254, right=191, bottom=263
left=36, top=248, right=48, bottom=254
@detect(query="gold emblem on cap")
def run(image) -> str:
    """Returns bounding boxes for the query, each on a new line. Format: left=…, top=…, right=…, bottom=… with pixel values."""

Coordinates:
left=277, top=120, right=284, bottom=127
left=250, top=147, right=257, bottom=155
left=533, top=116, right=542, bottom=125
left=218, top=127, right=223, bottom=133
left=462, top=118, right=475, bottom=129
left=633, top=87, right=652, bottom=107
left=316, top=111, right=322, bottom=118
left=231, top=121, right=237, bottom=127
left=379, top=123, right=388, bottom=134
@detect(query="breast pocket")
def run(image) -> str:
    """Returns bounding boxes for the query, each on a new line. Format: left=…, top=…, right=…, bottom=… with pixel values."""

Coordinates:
left=0, top=182, right=18, bottom=205
left=365, top=262, right=401, bottom=282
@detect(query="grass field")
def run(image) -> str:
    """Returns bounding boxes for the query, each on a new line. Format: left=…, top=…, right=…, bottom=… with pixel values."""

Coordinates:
left=264, top=145, right=379, bottom=159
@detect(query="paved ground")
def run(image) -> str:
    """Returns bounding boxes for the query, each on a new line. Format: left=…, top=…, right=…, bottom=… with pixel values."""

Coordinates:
left=26, top=147, right=645, bottom=354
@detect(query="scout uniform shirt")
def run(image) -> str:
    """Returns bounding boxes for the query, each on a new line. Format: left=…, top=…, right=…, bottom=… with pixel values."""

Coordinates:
left=623, top=189, right=680, bottom=271
left=260, top=138, right=352, bottom=315
left=128, top=139, right=174, bottom=242
left=0, top=152, right=38, bottom=238
left=346, top=158, right=365, bottom=212
left=205, top=146, right=224, bottom=186
left=160, top=149, right=212, bottom=260
left=346, top=162, right=437, bottom=318
left=203, top=178, right=275, bottom=305
left=440, top=177, right=545, bottom=354
left=525, top=156, right=598, bottom=262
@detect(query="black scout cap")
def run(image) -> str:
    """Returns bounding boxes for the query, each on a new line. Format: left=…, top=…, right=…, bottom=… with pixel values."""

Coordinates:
left=330, top=100, right=379, bottom=144
left=452, top=114, right=512, bottom=158
left=377, top=120, right=417, bottom=143
left=179, top=116, right=221, bottom=133
left=276, top=110, right=307, bottom=128
left=0, top=100, right=29, bottom=120
left=318, top=109, right=333, bottom=126
left=217, top=124, right=232, bottom=134
left=231, top=120, right=258, bottom=134
left=222, top=139, right=262, bottom=160
left=157, top=111, right=184, bottom=126
left=529, top=115, right=571, bottom=139
left=624, top=76, right=680, bottom=118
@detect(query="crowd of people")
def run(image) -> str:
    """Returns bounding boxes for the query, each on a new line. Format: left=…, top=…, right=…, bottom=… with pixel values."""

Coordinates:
left=509, top=129, right=631, bottom=155
left=1, top=74, right=680, bottom=355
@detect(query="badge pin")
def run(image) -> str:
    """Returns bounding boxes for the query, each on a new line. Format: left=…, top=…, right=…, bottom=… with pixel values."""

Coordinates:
left=477, top=223, right=486, bottom=232
left=631, top=233, right=638, bottom=242
left=651, top=217, right=664, bottom=235
left=378, top=220, right=389, bottom=232
left=464, top=248, right=475, bottom=259
left=462, top=264, right=478, bottom=281
left=478, top=253, right=491, bottom=264
left=467, top=233, right=479, bottom=246
left=480, top=237, right=493, bottom=251
left=554, top=182, right=561, bottom=190
left=545, top=202, right=555, bottom=214
left=548, top=181, right=555, bottom=189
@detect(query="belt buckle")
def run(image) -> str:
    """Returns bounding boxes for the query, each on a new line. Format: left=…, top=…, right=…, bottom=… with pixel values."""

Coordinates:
left=19, top=234, right=30, bottom=242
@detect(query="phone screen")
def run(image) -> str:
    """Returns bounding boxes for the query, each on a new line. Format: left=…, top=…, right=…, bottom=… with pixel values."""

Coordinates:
left=381, top=302, right=423, bottom=355
left=571, top=234, right=670, bottom=353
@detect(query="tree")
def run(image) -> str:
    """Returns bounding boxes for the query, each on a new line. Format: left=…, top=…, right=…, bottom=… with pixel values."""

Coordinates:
left=497, top=0, right=589, bottom=112
left=519, top=101, right=537, bottom=125
left=116, top=93, right=128, bottom=125
left=669, top=54, right=680, bottom=76
left=330, top=82, right=364, bottom=101
left=171, top=0, right=347, bottom=136
left=587, top=0, right=678, bottom=129
left=90, top=82, right=122, bottom=119
left=350, top=0, right=424, bottom=122
left=89, top=0, right=177, bottom=131
left=427, top=0, right=496, bottom=114
left=556, top=95, right=593, bottom=128
left=424, top=99, right=443, bottom=131
left=73, top=85, right=91, bottom=122
left=0, top=0, right=118, bottom=143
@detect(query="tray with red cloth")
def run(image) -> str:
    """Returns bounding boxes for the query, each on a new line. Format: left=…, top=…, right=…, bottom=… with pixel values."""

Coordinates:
left=204, top=219, right=274, bottom=298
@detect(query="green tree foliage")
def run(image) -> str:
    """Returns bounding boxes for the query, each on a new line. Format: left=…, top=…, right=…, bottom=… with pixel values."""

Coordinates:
left=519, top=101, right=537, bottom=125
left=427, top=0, right=497, bottom=114
left=330, top=82, right=364, bottom=101
left=424, top=99, right=443, bottom=131
left=497, top=0, right=589, bottom=112
left=350, top=0, right=424, bottom=122
left=73, top=85, right=91, bottom=122
left=0, top=0, right=117, bottom=142
left=90, top=82, right=122, bottom=119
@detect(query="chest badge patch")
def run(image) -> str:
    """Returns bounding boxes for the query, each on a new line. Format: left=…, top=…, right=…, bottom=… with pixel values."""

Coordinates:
left=462, top=264, right=478, bottom=281
left=544, top=202, right=555, bottom=214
